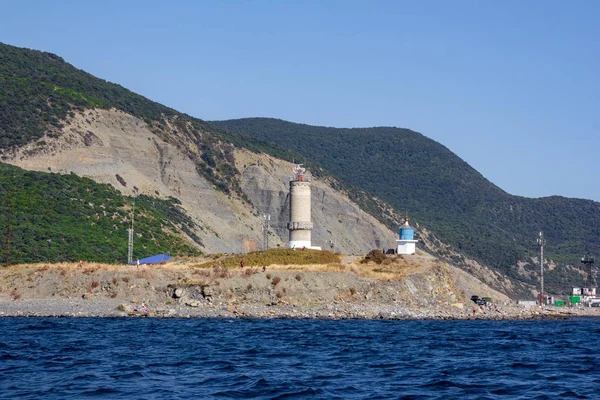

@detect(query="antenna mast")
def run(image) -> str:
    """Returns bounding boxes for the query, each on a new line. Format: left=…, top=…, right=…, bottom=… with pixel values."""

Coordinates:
left=128, top=199, right=135, bottom=263
left=581, top=255, right=596, bottom=288
left=537, top=231, right=546, bottom=306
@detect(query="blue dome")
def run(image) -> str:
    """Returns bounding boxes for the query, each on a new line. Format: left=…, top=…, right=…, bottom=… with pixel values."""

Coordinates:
left=399, top=226, right=414, bottom=240
left=398, top=219, right=416, bottom=240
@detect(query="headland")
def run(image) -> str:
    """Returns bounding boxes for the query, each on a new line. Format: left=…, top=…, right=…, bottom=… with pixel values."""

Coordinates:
left=1, top=251, right=597, bottom=320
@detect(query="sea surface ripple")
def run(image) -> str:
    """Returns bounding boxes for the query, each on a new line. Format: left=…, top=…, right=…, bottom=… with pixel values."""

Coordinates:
left=0, top=318, right=599, bottom=399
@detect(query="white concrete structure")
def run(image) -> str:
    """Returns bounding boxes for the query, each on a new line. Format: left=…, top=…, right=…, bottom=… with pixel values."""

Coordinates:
left=288, top=165, right=320, bottom=249
left=396, top=219, right=418, bottom=255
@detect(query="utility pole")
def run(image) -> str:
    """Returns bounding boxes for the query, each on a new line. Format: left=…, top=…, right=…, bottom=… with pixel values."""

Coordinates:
left=537, top=231, right=546, bottom=306
left=263, top=214, right=270, bottom=251
left=4, top=202, right=11, bottom=268
left=128, top=199, right=135, bottom=264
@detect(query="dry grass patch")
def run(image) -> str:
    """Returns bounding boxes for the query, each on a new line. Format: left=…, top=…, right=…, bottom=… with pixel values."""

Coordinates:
left=135, top=268, right=155, bottom=279
left=267, top=263, right=346, bottom=273
left=352, top=256, right=422, bottom=281
left=194, top=249, right=340, bottom=270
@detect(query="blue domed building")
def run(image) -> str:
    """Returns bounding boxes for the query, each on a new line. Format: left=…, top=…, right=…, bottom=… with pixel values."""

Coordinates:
left=396, top=219, right=418, bottom=255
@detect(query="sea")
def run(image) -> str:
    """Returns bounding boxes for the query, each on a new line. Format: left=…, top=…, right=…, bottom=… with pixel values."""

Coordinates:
left=0, top=317, right=598, bottom=399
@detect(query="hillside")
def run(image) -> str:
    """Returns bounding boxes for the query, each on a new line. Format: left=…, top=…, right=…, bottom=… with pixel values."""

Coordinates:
left=0, top=42, right=400, bottom=260
left=210, top=118, right=600, bottom=293
left=0, top=162, right=200, bottom=264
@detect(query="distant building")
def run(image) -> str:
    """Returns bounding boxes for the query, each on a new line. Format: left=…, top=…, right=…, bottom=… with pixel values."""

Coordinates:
left=396, top=219, right=418, bottom=255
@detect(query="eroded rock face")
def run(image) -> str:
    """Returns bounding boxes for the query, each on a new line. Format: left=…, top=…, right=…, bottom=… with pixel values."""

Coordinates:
left=235, top=150, right=396, bottom=255
left=5, top=108, right=396, bottom=255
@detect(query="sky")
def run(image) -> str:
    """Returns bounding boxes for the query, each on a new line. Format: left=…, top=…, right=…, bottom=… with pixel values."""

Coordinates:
left=1, top=1, right=599, bottom=201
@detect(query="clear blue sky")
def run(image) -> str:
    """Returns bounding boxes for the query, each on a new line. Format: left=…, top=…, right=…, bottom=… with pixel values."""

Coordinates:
left=2, top=1, right=598, bottom=201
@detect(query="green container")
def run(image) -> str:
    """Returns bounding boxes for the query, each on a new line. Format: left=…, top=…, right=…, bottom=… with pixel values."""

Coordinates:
left=570, top=296, right=581, bottom=304
left=554, top=300, right=565, bottom=307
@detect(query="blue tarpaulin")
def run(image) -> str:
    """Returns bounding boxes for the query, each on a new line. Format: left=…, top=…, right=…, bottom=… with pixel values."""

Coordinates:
left=129, top=253, right=172, bottom=265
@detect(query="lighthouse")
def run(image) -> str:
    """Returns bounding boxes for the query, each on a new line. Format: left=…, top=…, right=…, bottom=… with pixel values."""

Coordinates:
left=396, top=219, right=418, bottom=255
left=287, top=165, right=320, bottom=250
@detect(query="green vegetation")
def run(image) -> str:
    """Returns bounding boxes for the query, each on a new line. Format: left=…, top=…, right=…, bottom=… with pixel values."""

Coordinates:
left=0, top=163, right=201, bottom=264
left=196, top=248, right=340, bottom=269
left=211, top=118, right=600, bottom=294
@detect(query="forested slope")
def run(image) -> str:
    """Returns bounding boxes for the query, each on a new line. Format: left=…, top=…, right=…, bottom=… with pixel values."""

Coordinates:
left=0, top=163, right=201, bottom=264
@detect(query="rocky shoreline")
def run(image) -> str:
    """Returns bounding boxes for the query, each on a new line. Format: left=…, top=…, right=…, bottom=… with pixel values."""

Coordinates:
left=1, top=298, right=598, bottom=321
left=2, top=261, right=599, bottom=321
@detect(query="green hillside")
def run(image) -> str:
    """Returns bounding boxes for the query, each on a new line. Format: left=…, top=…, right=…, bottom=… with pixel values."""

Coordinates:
left=211, top=118, right=599, bottom=292
left=0, top=162, right=201, bottom=264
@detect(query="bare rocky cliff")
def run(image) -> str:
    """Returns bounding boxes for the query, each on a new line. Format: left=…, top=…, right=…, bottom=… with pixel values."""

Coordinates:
left=5, top=108, right=396, bottom=255
left=235, top=150, right=396, bottom=254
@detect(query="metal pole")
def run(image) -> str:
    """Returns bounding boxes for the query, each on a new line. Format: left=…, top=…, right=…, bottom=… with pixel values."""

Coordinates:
left=540, top=237, right=544, bottom=306
left=128, top=199, right=135, bottom=264
left=537, top=231, right=545, bottom=306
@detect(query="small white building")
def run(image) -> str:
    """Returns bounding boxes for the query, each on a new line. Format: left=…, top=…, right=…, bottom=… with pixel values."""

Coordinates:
left=396, top=219, right=418, bottom=255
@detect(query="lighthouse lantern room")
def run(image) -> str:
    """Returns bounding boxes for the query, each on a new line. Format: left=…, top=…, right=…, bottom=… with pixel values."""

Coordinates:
left=396, top=219, right=418, bottom=255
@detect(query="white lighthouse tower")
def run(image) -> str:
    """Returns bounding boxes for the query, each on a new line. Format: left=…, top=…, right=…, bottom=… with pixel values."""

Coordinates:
left=396, top=218, right=418, bottom=255
left=288, top=165, right=320, bottom=250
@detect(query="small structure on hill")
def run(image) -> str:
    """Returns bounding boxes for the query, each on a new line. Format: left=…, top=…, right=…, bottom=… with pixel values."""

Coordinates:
left=396, top=219, right=418, bottom=255
left=571, top=255, right=599, bottom=306
left=128, top=253, right=172, bottom=265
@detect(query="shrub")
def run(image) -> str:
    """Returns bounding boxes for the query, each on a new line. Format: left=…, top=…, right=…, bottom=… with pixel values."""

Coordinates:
left=266, top=273, right=272, bottom=279
left=295, top=274, right=302, bottom=281
left=91, top=280, right=100, bottom=288
left=361, top=249, right=387, bottom=265
left=272, top=276, right=281, bottom=286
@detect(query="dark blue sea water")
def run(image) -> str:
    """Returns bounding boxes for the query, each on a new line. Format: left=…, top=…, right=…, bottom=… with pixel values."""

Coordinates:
left=0, top=318, right=598, bottom=399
